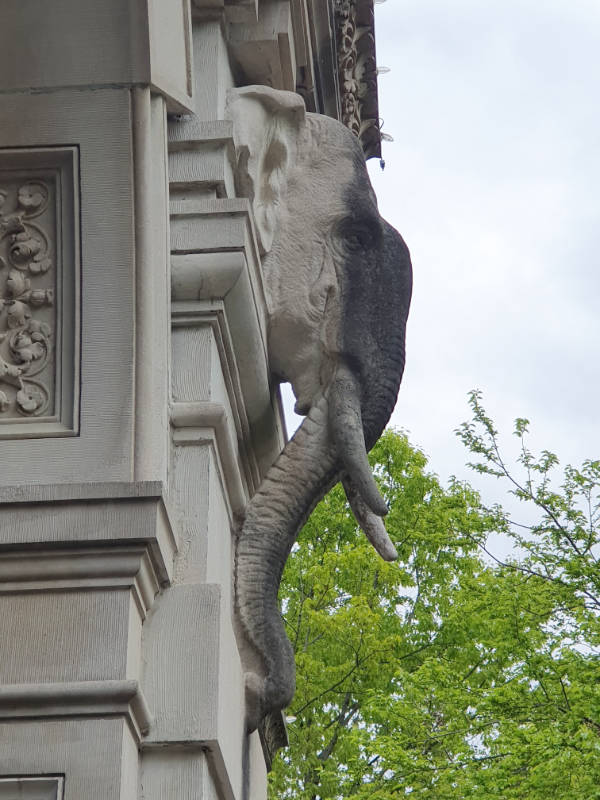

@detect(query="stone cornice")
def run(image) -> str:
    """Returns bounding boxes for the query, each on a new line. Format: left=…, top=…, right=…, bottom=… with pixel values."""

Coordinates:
left=0, top=680, right=152, bottom=742
left=201, top=0, right=384, bottom=161
left=0, top=545, right=163, bottom=619
left=0, top=483, right=178, bottom=586
left=334, top=0, right=382, bottom=160
left=170, top=400, right=248, bottom=516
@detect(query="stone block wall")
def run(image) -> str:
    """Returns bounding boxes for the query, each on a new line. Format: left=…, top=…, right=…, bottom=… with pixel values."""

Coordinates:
left=0, top=1, right=311, bottom=797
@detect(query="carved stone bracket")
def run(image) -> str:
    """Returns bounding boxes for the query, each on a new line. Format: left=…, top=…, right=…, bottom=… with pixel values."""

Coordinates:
left=192, top=0, right=258, bottom=23
left=334, top=0, right=382, bottom=160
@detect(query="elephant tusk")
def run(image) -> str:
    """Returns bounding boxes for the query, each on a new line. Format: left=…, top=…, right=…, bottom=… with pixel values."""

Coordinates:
left=343, top=476, right=398, bottom=561
left=328, top=363, right=389, bottom=518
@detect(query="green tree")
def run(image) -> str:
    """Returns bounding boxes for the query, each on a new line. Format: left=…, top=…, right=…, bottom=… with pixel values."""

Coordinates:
left=269, top=408, right=600, bottom=799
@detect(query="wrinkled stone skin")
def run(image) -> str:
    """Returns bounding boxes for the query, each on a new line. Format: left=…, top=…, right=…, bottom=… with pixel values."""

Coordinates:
left=227, top=87, right=413, bottom=731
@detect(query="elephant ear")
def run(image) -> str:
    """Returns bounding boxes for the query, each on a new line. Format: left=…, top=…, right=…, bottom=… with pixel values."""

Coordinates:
left=226, top=85, right=306, bottom=253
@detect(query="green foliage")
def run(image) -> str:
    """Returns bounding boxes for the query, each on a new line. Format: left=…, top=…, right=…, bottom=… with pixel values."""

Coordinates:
left=457, top=390, right=600, bottom=619
left=269, top=409, right=600, bottom=799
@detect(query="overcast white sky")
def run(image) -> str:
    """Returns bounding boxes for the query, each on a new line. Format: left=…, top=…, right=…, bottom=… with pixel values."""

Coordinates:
left=284, top=0, right=600, bottom=524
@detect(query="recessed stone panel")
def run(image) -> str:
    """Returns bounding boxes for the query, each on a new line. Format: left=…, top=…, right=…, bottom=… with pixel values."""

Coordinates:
left=0, top=776, right=63, bottom=799
left=0, top=147, right=79, bottom=438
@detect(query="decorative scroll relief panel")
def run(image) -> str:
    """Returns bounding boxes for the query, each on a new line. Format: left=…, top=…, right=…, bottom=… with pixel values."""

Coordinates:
left=0, top=776, right=64, bottom=799
left=0, top=148, right=79, bottom=438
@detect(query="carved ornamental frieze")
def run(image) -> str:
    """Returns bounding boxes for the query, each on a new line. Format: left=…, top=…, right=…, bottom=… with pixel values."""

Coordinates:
left=334, top=0, right=382, bottom=160
left=0, top=148, right=79, bottom=438
left=0, top=179, right=55, bottom=418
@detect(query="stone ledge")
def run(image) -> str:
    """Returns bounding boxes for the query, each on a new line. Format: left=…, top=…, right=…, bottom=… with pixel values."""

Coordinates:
left=0, top=545, right=162, bottom=619
left=171, top=252, right=245, bottom=301
left=167, top=120, right=234, bottom=148
left=0, top=480, right=165, bottom=505
left=0, top=483, right=178, bottom=586
left=171, top=304, right=262, bottom=498
left=171, top=400, right=247, bottom=515
left=0, top=680, right=152, bottom=742
left=228, top=1, right=296, bottom=92
left=0, top=0, right=193, bottom=113
left=143, top=583, right=247, bottom=800
left=170, top=235, right=285, bottom=484
left=193, top=0, right=259, bottom=24
left=169, top=143, right=236, bottom=199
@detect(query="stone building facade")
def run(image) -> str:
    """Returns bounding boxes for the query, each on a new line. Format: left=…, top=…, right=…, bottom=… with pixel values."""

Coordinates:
left=0, top=2, right=383, bottom=798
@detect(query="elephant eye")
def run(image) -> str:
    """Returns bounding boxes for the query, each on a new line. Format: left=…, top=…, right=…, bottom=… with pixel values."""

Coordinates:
left=346, top=233, right=365, bottom=252
left=339, top=218, right=378, bottom=253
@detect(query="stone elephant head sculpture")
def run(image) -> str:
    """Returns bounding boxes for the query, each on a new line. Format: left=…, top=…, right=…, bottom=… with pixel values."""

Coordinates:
left=227, top=86, right=412, bottom=732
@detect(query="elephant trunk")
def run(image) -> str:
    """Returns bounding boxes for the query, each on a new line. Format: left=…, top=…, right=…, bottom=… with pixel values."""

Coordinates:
left=235, top=395, right=338, bottom=732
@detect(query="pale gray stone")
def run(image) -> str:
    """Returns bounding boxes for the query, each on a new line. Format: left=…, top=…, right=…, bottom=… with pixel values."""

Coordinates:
left=227, top=86, right=413, bottom=730
left=0, top=2, right=394, bottom=798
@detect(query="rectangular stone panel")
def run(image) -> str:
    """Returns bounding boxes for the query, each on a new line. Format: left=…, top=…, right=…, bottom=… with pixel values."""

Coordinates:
left=143, top=583, right=249, bottom=800
left=0, top=777, right=63, bottom=799
left=141, top=750, right=218, bottom=800
left=0, top=88, right=137, bottom=485
left=0, top=147, right=79, bottom=437
left=0, top=719, right=132, bottom=799
left=0, top=590, right=130, bottom=684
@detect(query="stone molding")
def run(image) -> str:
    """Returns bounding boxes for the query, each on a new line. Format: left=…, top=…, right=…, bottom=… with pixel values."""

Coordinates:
left=143, top=582, right=249, bottom=800
left=167, top=118, right=234, bottom=149
left=0, top=479, right=166, bottom=504
left=0, top=680, right=152, bottom=742
left=0, top=545, right=162, bottom=619
left=193, top=0, right=258, bottom=23
left=191, top=0, right=383, bottom=159
left=171, top=400, right=247, bottom=515
left=169, top=199, right=266, bottom=313
left=0, top=484, right=176, bottom=750
left=0, top=482, right=178, bottom=585
left=169, top=198, right=284, bottom=482
left=171, top=305, right=261, bottom=501
left=227, top=1, right=296, bottom=91
left=168, top=131, right=237, bottom=200
left=171, top=251, right=245, bottom=301
left=0, top=0, right=194, bottom=113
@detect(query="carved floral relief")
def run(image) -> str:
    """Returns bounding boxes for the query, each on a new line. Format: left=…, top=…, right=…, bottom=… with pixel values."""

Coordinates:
left=334, top=0, right=381, bottom=160
left=0, top=178, right=55, bottom=419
